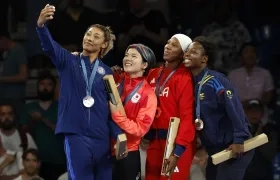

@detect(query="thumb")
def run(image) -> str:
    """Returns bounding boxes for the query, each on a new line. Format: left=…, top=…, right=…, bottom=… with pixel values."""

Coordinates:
left=45, top=4, right=50, bottom=8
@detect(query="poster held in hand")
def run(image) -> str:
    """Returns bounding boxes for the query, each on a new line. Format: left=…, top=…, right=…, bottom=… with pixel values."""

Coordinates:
left=211, top=133, right=269, bottom=165
left=161, top=117, right=180, bottom=176
left=103, top=75, right=127, bottom=158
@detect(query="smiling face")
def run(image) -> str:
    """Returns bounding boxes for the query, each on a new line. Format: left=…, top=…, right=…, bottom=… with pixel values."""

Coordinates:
left=82, top=26, right=108, bottom=54
left=123, top=48, right=147, bottom=77
left=163, top=37, right=183, bottom=62
left=183, top=41, right=208, bottom=69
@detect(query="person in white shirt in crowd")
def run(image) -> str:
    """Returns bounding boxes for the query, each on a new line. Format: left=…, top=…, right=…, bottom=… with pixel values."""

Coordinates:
left=228, top=42, right=275, bottom=125
left=0, top=102, right=37, bottom=179
left=13, top=148, right=44, bottom=180
left=189, top=137, right=208, bottom=180
left=0, top=136, right=22, bottom=179
left=57, top=172, right=68, bottom=180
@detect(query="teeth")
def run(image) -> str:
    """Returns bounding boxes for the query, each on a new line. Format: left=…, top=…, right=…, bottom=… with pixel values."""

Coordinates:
left=125, top=63, right=132, bottom=66
left=184, top=59, right=191, bottom=63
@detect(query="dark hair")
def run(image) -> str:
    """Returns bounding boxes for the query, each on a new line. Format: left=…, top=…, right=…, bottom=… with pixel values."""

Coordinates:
left=37, top=70, right=57, bottom=88
left=86, top=24, right=116, bottom=58
left=193, top=36, right=217, bottom=67
left=245, top=99, right=264, bottom=113
left=239, top=42, right=257, bottom=56
left=22, top=148, right=40, bottom=161
left=0, top=101, right=15, bottom=114
left=125, top=44, right=156, bottom=76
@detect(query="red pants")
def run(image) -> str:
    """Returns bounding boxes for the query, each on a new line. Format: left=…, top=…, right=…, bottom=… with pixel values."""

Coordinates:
left=146, top=139, right=195, bottom=180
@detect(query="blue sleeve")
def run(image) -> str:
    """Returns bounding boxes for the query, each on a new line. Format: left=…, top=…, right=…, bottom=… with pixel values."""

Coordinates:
left=108, top=118, right=123, bottom=141
left=214, top=77, right=250, bottom=144
left=36, top=26, right=71, bottom=72
left=174, top=144, right=186, bottom=157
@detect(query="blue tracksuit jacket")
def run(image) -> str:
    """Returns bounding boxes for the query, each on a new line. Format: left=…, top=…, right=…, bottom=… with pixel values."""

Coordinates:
left=36, top=26, right=120, bottom=140
left=194, top=68, right=251, bottom=154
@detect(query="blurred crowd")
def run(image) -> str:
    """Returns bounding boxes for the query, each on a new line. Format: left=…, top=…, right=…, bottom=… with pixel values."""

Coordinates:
left=0, top=0, right=280, bottom=179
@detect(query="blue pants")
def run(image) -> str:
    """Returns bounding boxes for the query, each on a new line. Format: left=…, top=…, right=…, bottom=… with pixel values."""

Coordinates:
left=206, top=149, right=255, bottom=180
left=64, top=134, right=112, bottom=180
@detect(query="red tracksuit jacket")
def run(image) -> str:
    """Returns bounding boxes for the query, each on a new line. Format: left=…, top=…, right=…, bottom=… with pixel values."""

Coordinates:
left=146, top=64, right=195, bottom=155
left=111, top=73, right=157, bottom=152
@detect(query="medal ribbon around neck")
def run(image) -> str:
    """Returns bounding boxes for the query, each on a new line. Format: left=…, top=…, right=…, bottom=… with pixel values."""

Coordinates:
left=80, top=54, right=100, bottom=107
left=195, top=71, right=208, bottom=130
left=155, top=65, right=179, bottom=103
left=118, top=79, right=144, bottom=105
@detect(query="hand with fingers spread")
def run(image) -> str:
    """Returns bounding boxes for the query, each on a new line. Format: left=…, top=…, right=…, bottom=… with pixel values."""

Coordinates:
left=37, top=4, right=56, bottom=27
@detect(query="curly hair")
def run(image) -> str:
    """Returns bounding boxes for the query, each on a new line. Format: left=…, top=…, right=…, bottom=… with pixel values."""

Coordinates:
left=87, top=24, right=116, bottom=58
left=193, top=36, right=217, bottom=67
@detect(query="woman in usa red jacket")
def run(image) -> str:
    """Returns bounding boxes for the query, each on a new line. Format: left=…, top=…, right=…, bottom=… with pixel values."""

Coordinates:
left=145, top=34, right=196, bottom=180
left=109, top=44, right=157, bottom=180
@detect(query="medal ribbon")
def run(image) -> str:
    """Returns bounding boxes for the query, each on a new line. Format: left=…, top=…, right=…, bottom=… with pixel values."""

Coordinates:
left=155, top=66, right=178, bottom=101
left=118, top=79, right=144, bottom=105
left=80, top=54, right=100, bottom=97
left=196, top=71, right=208, bottom=119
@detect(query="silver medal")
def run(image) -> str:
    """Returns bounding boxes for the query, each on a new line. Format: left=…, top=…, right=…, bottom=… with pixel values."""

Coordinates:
left=195, top=118, right=204, bottom=130
left=83, top=95, right=95, bottom=108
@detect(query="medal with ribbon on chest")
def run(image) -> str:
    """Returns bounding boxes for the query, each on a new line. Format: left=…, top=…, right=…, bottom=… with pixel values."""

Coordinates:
left=155, top=66, right=178, bottom=118
left=80, top=54, right=100, bottom=108
left=195, top=71, right=208, bottom=130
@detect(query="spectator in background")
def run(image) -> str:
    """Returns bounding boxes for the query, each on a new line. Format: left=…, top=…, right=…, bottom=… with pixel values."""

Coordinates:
left=20, top=71, right=66, bottom=180
left=202, top=0, right=251, bottom=74
left=117, top=0, right=168, bottom=62
left=13, top=149, right=44, bottom=180
left=228, top=43, right=274, bottom=125
left=0, top=102, right=37, bottom=179
left=0, top=31, right=28, bottom=120
left=0, top=137, right=22, bottom=180
left=243, top=100, right=278, bottom=180
left=48, top=0, right=107, bottom=52
left=189, top=137, right=207, bottom=180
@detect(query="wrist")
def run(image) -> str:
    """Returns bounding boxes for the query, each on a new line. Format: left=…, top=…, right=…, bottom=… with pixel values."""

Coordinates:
left=233, top=137, right=244, bottom=144
left=172, top=153, right=180, bottom=158
left=173, top=144, right=186, bottom=157
left=37, top=23, right=45, bottom=28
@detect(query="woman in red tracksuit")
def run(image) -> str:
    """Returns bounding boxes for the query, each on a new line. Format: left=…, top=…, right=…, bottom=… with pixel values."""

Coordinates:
left=109, top=44, right=157, bottom=180
left=144, top=34, right=196, bottom=180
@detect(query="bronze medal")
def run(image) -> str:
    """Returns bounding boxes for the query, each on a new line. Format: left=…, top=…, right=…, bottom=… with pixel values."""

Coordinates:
left=195, top=118, right=204, bottom=130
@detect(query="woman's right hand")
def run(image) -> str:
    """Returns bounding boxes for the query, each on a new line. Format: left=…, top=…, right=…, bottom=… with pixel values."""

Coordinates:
left=37, top=4, right=55, bottom=27
left=71, top=51, right=79, bottom=56
left=111, top=65, right=123, bottom=75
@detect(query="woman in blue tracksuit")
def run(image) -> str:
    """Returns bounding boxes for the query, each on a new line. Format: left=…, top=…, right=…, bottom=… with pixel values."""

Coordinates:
left=183, top=36, right=255, bottom=180
left=36, top=4, right=119, bottom=180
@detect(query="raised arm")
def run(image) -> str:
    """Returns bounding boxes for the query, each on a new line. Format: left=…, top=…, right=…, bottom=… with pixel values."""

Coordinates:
left=36, top=4, right=72, bottom=71
left=110, top=89, right=157, bottom=137
left=174, top=73, right=196, bottom=157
